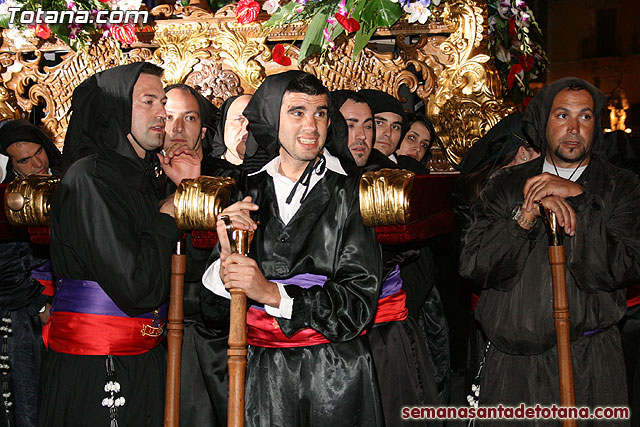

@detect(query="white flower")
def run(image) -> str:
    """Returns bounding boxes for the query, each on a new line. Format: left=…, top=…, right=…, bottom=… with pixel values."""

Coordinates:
left=262, top=0, right=280, bottom=14
left=0, top=0, right=22, bottom=15
left=109, top=0, right=143, bottom=10
left=431, top=0, right=440, bottom=5
left=115, top=396, right=126, bottom=407
left=404, top=1, right=431, bottom=24
left=5, top=28, right=29, bottom=50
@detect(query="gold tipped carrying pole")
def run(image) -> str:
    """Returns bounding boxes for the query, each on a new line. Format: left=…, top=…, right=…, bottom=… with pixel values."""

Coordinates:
left=220, top=221, right=254, bottom=427
left=540, top=207, right=577, bottom=427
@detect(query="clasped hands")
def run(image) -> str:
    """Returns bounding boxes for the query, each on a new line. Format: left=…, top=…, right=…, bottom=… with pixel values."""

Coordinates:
left=520, top=173, right=583, bottom=236
left=215, top=196, right=280, bottom=307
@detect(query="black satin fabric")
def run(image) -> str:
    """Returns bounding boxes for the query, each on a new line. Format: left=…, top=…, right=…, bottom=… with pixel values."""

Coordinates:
left=203, top=169, right=382, bottom=340
left=201, top=169, right=383, bottom=426
left=460, top=155, right=640, bottom=410
left=368, top=319, right=441, bottom=427
left=246, top=338, right=382, bottom=427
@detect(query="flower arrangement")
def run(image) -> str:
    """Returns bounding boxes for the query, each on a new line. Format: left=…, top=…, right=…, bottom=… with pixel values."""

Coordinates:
left=259, top=0, right=442, bottom=64
left=487, top=0, right=547, bottom=107
left=245, top=0, right=546, bottom=108
left=0, top=0, right=146, bottom=50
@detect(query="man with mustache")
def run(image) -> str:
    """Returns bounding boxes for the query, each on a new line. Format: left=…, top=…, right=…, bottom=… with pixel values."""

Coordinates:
left=460, top=77, right=640, bottom=422
left=40, top=63, right=200, bottom=426
left=202, top=71, right=383, bottom=426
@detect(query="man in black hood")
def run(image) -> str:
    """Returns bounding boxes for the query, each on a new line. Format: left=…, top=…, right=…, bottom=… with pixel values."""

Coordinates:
left=460, top=77, right=640, bottom=420
left=0, top=119, right=61, bottom=183
left=40, top=62, right=200, bottom=426
left=0, top=119, right=60, bottom=427
left=201, top=71, right=383, bottom=426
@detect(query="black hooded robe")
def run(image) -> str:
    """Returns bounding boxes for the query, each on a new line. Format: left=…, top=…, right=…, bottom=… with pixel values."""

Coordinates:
left=461, top=156, right=639, bottom=425
left=39, top=63, right=183, bottom=426
left=201, top=71, right=383, bottom=427
left=460, top=78, right=640, bottom=425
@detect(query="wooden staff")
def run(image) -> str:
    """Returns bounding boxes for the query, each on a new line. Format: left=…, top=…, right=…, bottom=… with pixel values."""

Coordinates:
left=540, top=207, right=577, bottom=427
left=164, top=240, right=186, bottom=427
left=222, top=217, right=254, bottom=427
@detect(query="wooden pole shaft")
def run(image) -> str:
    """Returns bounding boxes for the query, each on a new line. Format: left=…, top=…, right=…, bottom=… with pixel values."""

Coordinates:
left=228, top=288, right=247, bottom=427
left=548, top=246, right=577, bottom=427
left=164, top=253, right=186, bottom=427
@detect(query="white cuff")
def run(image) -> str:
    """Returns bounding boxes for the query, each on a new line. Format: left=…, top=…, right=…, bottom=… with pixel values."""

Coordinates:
left=264, top=282, right=293, bottom=320
left=202, top=259, right=231, bottom=299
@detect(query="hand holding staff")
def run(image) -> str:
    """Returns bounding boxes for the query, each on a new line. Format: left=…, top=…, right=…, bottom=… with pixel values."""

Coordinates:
left=217, top=200, right=258, bottom=427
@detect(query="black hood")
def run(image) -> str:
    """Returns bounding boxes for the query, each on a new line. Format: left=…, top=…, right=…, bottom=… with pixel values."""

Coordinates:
left=210, top=95, right=254, bottom=159
left=243, top=70, right=355, bottom=171
left=359, top=89, right=409, bottom=137
left=522, top=77, right=607, bottom=157
left=61, top=62, right=155, bottom=174
left=164, top=84, right=220, bottom=159
left=0, top=119, right=62, bottom=180
left=459, top=112, right=527, bottom=176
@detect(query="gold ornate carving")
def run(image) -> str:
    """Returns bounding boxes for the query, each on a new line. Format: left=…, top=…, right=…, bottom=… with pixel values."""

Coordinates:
left=359, top=169, right=415, bottom=227
left=153, top=22, right=211, bottom=85
left=210, top=22, right=268, bottom=90
left=301, top=39, right=425, bottom=101
left=3, top=39, right=125, bottom=148
left=185, top=60, right=245, bottom=107
left=4, top=175, right=60, bottom=227
left=174, top=176, right=237, bottom=231
left=0, top=82, right=22, bottom=121
left=426, top=0, right=512, bottom=167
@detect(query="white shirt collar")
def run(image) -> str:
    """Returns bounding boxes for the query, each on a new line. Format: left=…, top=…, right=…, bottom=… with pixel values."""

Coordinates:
left=250, top=149, right=345, bottom=225
left=250, top=148, right=346, bottom=177
left=542, top=159, right=587, bottom=182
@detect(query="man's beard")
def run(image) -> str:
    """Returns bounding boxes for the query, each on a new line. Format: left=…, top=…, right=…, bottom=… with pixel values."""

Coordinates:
left=554, top=144, right=588, bottom=165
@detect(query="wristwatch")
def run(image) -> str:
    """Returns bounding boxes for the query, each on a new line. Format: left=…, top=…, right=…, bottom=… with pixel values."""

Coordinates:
left=511, top=205, right=536, bottom=229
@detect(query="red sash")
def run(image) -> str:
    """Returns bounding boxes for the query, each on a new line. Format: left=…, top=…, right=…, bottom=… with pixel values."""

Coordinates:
left=42, top=311, right=163, bottom=356
left=373, top=290, right=408, bottom=324
left=247, top=308, right=334, bottom=348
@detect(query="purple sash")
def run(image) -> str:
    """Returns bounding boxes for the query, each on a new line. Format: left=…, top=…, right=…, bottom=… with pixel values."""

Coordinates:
left=52, top=279, right=168, bottom=319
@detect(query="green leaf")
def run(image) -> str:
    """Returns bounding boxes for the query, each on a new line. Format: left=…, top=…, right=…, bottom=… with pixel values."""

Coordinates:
left=358, top=0, right=402, bottom=28
left=352, top=20, right=376, bottom=60
left=263, top=1, right=298, bottom=27
left=298, top=9, right=330, bottom=62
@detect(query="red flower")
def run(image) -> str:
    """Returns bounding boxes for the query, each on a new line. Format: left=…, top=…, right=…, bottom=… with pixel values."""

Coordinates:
left=508, top=17, right=516, bottom=37
left=334, top=13, right=360, bottom=33
left=507, top=63, right=522, bottom=90
left=522, top=97, right=532, bottom=107
left=236, top=0, right=260, bottom=25
left=34, top=24, right=51, bottom=40
left=518, top=54, right=534, bottom=72
left=111, top=24, right=136, bottom=44
left=272, top=43, right=292, bottom=66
